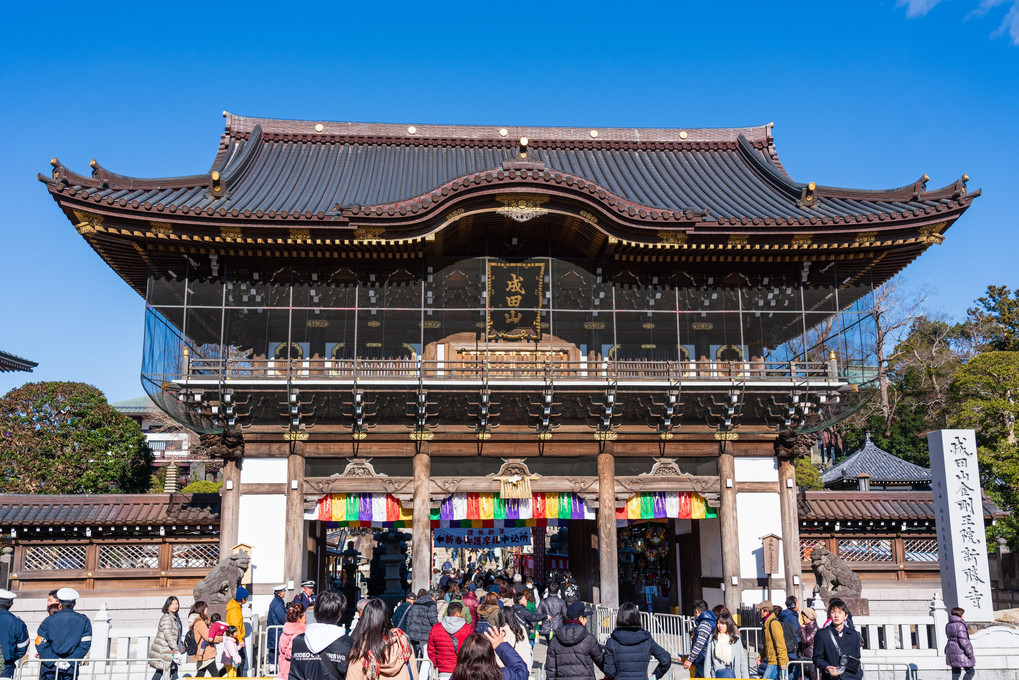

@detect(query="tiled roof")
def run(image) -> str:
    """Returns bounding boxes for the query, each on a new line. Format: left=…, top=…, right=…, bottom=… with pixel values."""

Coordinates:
left=0, top=349, right=37, bottom=373
left=798, top=490, right=1005, bottom=521
left=43, top=113, right=974, bottom=224
left=0, top=493, right=220, bottom=528
left=111, top=395, right=158, bottom=413
left=821, top=433, right=932, bottom=486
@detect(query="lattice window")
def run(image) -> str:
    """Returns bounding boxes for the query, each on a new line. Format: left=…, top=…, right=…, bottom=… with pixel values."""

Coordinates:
left=837, top=538, right=893, bottom=562
left=23, top=545, right=87, bottom=571
left=904, top=538, right=939, bottom=562
left=172, top=543, right=219, bottom=569
left=98, top=544, right=160, bottom=569
left=800, top=538, right=826, bottom=561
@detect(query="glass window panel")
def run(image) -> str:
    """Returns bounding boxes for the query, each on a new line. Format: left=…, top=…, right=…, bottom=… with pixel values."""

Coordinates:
left=427, top=258, right=484, bottom=310
left=356, top=309, right=421, bottom=361
left=290, top=309, right=357, bottom=368
left=612, top=312, right=679, bottom=363
left=292, top=267, right=357, bottom=308
left=223, top=308, right=291, bottom=373
left=612, top=269, right=678, bottom=312
left=187, top=275, right=224, bottom=307
left=550, top=311, right=614, bottom=368
left=678, top=272, right=741, bottom=312
left=148, top=268, right=187, bottom=306
left=552, top=259, right=612, bottom=310
left=185, top=306, right=224, bottom=352
left=225, top=268, right=272, bottom=307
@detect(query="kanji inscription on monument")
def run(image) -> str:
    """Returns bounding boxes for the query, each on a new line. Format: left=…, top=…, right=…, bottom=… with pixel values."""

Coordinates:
left=928, top=429, right=993, bottom=621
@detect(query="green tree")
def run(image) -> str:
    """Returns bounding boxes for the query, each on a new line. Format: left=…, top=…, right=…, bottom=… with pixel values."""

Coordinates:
left=948, top=351, right=1019, bottom=548
left=967, top=285, right=1019, bottom=352
left=181, top=479, right=222, bottom=494
left=794, top=456, right=824, bottom=490
left=0, top=382, right=153, bottom=494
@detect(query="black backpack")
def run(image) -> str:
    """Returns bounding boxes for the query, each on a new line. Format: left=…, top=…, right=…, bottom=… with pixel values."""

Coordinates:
left=184, top=626, right=199, bottom=656
left=779, top=616, right=799, bottom=658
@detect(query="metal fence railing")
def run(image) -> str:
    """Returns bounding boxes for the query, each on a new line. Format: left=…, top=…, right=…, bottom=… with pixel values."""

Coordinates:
left=14, top=658, right=170, bottom=680
left=257, top=624, right=285, bottom=677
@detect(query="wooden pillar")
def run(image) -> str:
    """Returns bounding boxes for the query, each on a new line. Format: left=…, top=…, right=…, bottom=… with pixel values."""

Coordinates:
left=285, top=449, right=307, bottom=588
left=597, top=452, right=619, bottom=608
left=777, top=455, right=801, bottom=600
left=718, top=443, right=741, bottom=612
left=219, top=458, right=241, bottom=555
left=412, top=452, right=431, bottom=593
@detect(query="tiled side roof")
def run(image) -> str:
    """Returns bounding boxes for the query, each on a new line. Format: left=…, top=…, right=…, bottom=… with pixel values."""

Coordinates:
left=0, top=493, right=220, bottom=527
left=43, top=114, right=973, bottom=224
left=0, top=349, right=37, bottom=373
left=798, top=490, right=1005, bottom=521
left=821, top=434, right=933, bottom=486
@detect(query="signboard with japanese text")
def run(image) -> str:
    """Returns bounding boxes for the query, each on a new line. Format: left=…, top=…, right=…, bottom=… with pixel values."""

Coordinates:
left=929, top=429, right=993, bottom=621
left=433, top=527, right=532, bottom=548
left=486, top=261, right=545, bottom=341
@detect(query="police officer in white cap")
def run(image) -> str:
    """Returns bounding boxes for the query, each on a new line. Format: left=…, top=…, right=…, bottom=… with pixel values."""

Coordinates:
left=293, top=581, right=316, bottom=610
left=0, top=588, right=29, bottom=678
left=266, top=584, right=288, bottom=666
left=36, top=588, right=91, bottom=680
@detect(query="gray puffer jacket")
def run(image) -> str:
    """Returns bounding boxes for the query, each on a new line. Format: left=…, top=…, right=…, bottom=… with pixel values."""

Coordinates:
left=148, top=612, right=182, bottom=670
left=536, top=595, right=567, bottom=635
left=403, top=596, right=439, bottom=643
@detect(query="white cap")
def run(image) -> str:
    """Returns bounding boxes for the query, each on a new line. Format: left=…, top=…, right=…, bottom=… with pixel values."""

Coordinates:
left=0, top=588, right=16, bottom=601
left=56, top=587, right=80, bottom=601
left=273, top=584, right=287, bottom=592
left=301, top=580, right=315, bottom=588
left=513, top=574, right=522, bottom=582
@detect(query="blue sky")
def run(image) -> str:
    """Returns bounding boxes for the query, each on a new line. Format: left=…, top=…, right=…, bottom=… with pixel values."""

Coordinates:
left=1, top=1, right=1017, bottom=402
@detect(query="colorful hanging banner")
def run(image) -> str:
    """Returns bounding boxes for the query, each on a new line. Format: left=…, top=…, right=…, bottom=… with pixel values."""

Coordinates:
left=433, top=527, right=531, bottom=548
left=615, top=491, right=716, bottom=523
left=316, top=491, right=714, bottom=527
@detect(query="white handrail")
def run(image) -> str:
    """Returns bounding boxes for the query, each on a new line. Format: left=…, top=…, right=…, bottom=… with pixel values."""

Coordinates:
left=15, top=658, right=170, bottom=680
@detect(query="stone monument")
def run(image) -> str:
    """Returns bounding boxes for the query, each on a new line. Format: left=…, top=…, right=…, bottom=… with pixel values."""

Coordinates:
left=929, top=429, right=994, bottom=621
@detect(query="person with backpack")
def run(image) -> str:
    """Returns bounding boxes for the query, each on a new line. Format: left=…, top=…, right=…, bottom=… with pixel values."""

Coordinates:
left=403, top=588, right=439, bottom=656
left=391, top=592, right=415, bottom=637
left=602, top=602, right=671, bottom=680
left=536, top=582, right=566, bottom=640
left=779, top=597, right=803, bottom=679
left=682, top=599, right=717, bottom=678
left=757, top=601, right=789, bottom=680
left=494, top=607, right=532, bottom=670
left=289, top=591, right=353, bottom=680
left=427, top=602, right=473, bottom=679
left=186, top=601, right=221, bottom=677
left=347, top=599, right=414, bottom=680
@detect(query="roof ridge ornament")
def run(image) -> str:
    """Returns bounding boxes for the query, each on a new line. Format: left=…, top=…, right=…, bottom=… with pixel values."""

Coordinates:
left=495, top=194, right=549, bottom=223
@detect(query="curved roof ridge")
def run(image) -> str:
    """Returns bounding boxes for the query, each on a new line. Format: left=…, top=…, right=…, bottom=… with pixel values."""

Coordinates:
left=821, top=433, right=933, bottom=485
left=222, top=111, right=774, bottom=145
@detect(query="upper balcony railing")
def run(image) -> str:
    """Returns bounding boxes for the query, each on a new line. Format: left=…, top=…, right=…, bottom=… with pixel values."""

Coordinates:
left=170, top=356, right=851, bottom=386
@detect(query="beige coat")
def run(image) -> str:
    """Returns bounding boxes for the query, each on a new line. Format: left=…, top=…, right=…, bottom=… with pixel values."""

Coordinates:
left=149, top=612, right=181, bottom=670
left=347, top=639, right=412, bottom=680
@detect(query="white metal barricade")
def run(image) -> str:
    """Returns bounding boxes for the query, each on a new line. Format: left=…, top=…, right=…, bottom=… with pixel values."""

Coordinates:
left=862, top=662, right=918, bottom=680
left=15, top=658, right=170, bottom=680
left=257, top=624, right=285, bottom=677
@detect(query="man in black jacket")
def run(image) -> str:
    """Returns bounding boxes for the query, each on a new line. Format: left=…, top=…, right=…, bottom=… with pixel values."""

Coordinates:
left=403, top=588, right=439, bottom=655
left=536, top=582, right=567, bottom=638
left=290, top=591, right=352, bottom=680
left=545, top=601, right=604, bottom=680
left=812, top=598, right=863, bottom=680
left=511, top=592, right=545, bottom=637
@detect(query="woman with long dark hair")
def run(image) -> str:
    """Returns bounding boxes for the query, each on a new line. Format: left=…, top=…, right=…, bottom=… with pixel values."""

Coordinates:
left=149, top=596, right=183, bottom=680
left=449, top=629, right=530, bottom=680
left=347, top=599, right=414, bottom=680
left=494, top=607, right=532, bottom=669
left=603, top=602, right=671, bottom=680
left=187, top=601, right=220, bottom=677
left=705, top=612, right=748, bottom=678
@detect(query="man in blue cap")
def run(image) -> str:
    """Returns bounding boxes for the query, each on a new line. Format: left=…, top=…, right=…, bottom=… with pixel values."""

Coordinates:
left=0, top=589, right=29, bottom=678
left=36, top=588, right=91, bottom=680
left=266, top=585, right=288, bottom=668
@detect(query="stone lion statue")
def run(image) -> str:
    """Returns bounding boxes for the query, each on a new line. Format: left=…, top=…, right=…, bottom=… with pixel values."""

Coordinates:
left=810, top=545, right=862, bottom=599
left=193, top=551, right=251, bottom=615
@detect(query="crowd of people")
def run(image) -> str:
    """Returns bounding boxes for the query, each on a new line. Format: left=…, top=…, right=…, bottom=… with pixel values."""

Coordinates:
left=0, top=577, right=980, bottom=680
